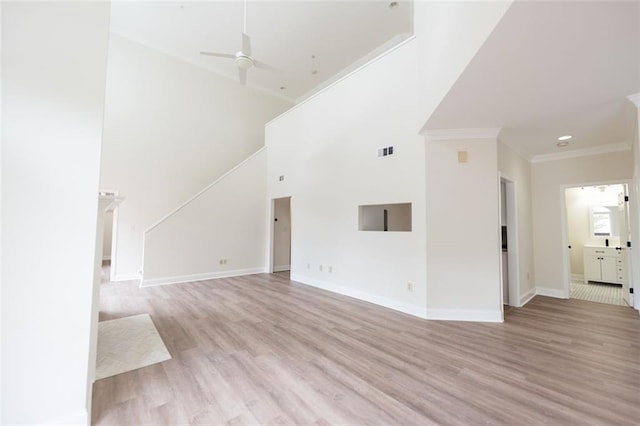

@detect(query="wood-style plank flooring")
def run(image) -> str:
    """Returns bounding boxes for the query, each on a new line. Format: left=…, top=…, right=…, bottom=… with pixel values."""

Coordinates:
left=92, top=271, right=640, bottom=425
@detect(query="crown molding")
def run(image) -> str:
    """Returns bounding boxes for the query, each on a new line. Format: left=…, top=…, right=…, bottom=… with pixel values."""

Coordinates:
left=530, top=142, right=631, bottom=164
left=423, top=128, right=502, bottom=142
left=627, top=93, right=640, bottom=108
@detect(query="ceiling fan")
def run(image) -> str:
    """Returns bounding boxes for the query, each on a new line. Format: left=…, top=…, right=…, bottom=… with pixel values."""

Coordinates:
left=200, top=0, right=279, bottom=85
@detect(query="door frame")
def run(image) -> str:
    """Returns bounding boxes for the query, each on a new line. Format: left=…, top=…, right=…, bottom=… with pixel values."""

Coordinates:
left=560, top=180, right=635, bottom=303
left=267, top=196, right=292, bottom=274
left=499, top=173, right=520, bottom=313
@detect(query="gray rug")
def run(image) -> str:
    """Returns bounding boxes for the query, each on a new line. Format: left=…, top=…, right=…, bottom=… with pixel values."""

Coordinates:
left=96, top=313, right=171, bottom=380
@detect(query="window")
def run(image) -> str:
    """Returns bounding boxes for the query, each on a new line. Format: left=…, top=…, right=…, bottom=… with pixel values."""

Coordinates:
left=358, top=203, right=412, bottom=232
left=590, top=207, right=612, bottom=237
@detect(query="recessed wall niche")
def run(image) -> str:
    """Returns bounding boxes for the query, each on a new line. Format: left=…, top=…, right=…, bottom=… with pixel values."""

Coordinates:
left=358, top=203, right=412, bottom=232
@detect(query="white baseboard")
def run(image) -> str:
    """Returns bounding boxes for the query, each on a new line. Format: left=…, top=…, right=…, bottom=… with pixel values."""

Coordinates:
left=111, top=272, right=141, bottom=282
left=519, top=287, right=536, bottom=306
left=536, top=286, right=568, bottom=299
left=141, top=267, right=268, bottom=287
left=426, top=309, right=503, bottom=323
left=571, top=273, right=584, bottom=282
left=273, top=265, right=291, bottom=272
left=290, top=273, right=427, bottom=319
left=39, top=409, right=87, bottom=425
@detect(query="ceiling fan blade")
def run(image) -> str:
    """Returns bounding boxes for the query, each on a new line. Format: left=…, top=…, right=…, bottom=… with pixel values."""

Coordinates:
left=238, top=67, right=247, bottom=85
left=242, top=32, right=252, bottom=56
left=200, top=51, right=235, bottom=59
left=253, top=60, right=282, bottom=73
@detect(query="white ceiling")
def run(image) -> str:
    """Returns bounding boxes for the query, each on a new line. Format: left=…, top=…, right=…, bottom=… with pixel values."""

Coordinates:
left=425, top=1, right=640, bottom=160
left=110, top=0, right=413, bottom=103
left=110, top=1, right=639, bottom=159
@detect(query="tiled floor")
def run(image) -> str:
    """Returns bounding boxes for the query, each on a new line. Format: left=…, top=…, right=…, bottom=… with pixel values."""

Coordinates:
left=570, top=279, right=627, bottom=306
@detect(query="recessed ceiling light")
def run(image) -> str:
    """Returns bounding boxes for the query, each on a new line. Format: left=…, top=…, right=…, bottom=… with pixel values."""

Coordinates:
left=557, top=141, right=570, bottom=148
left=389, top=1, right=399, bottom=10
left=558, top=135, right=572, bottom=141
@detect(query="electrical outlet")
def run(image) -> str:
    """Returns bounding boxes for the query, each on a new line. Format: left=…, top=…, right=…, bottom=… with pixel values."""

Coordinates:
left=328, top=266, right=333, bottom=273
left=527, top=272, right=530, bottom=280
left=307, top=263, right=310, bottom=269
left=407, top=281, right=414, bottom=291
left=319, top=264, right=323, bottom=272
left=220, top=259, right=228, bottom=265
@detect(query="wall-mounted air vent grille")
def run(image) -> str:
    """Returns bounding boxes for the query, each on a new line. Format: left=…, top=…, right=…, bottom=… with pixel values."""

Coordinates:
left=377, top=146, right=394, bottom=158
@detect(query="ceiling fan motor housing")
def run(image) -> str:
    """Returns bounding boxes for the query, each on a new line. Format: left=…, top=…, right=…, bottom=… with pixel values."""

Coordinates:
left=235, top=52, right=254, bottom=69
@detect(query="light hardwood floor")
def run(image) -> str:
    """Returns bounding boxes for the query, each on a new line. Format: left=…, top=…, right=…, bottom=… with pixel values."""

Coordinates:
left=93, top=272, right=640, bottom=425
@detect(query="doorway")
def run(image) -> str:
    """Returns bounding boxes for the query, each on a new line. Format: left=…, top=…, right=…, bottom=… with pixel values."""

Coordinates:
left=100, top=189, right=119, bottom=282
left=272, top=197, right=291, bottom=273
left=562, top=182, right=633, bottom=307
left=499, top=174, right=520, bottom=315
left=102, top=209, right=114, bottom=282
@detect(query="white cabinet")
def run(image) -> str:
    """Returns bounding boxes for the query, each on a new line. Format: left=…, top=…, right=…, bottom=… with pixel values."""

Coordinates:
left=583, top=246, right=625, bottom=284
left=600, top=256, right=618, bottom=283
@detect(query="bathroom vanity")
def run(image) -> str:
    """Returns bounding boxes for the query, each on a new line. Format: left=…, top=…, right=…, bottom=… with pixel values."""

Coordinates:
left=583, top=245, right=626, bottom=285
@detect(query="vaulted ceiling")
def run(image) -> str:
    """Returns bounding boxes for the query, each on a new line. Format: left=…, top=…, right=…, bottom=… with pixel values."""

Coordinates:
left=111, top=1, right=639, bottom=159
left=110, top=1, right=413, bottom=103
left=426, top=1, right=640, bottom=160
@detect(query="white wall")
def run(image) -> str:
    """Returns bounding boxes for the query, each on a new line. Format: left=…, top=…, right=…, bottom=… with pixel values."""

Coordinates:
left=0, top=1, right=3, bottom=421
left=100, top=34, right=292, bottom=281
left=415, top=1, right=513, bottom=123
left=1, top=2, right=110, bottom=423
left=265, top=1, right=511, bottom=320
left=426, top=135, right=502, bottom=321
left=532, top=151, right=633, bottom=295
left=498, top=141, right=535, bottom=305
left=0, top=3, right=4, bottom=421
left=142, top=150, right=268, bottom=285
left=266, top=41, right=427, bottom=317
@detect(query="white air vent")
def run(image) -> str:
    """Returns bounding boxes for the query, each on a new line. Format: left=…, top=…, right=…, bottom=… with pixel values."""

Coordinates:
left=377, top=146, right=394, bottom=158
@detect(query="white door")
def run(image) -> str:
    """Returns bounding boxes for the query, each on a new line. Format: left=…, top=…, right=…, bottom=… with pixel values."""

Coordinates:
left=619, top=186, right=633, bottom=306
